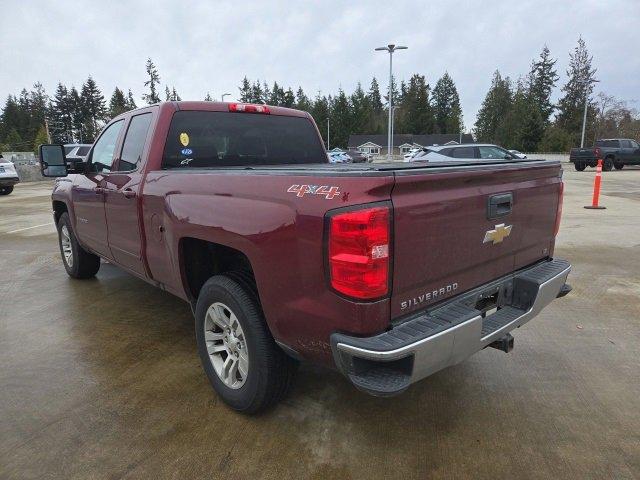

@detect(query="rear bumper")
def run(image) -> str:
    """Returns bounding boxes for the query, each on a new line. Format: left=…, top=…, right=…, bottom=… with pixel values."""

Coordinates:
left=0, top=176, right=20, bottom=187
left=331, top=258, right=571, bottom=396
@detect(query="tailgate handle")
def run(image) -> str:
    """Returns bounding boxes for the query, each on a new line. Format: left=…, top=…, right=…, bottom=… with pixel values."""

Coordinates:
left=487, top=193, right=513, bottom=219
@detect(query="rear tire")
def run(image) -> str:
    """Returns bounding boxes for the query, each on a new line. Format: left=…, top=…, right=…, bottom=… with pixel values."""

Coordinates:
left=195, top=275, right=298, bottom=413
left=0, top=186, right=13, bottom=195
left=57, top=212, right=101, bottom=279
left=602, top=157, right=614, bottom=171
left=574, top=162, right=586, bottom=171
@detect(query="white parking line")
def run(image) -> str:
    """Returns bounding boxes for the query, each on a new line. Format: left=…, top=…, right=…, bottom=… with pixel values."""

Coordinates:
left=6, top=222, right=54, bottom=234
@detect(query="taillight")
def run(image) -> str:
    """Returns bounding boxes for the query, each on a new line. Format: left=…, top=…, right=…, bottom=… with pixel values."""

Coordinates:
left=594, top=147, right=601, bottom=158
left=228, top=103, right=270, bottom=114
left=554, top=181, right=564, bottom=236
left=327, top=205, right=391, bottom=300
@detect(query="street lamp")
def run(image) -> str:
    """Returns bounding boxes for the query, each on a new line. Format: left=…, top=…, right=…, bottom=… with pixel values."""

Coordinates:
left=327, top=118, right=330, bottom=150
left=221, top=93, right=231, bottom=102
left=375, top=44, right=408, bottom=161
left=577, top=78, right=600, bottom=148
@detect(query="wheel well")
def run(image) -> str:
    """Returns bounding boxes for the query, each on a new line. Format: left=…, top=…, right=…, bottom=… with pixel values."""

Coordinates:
left=181, top=238, right=257, bottom=302
left=52, top=201, right=68, bottom=224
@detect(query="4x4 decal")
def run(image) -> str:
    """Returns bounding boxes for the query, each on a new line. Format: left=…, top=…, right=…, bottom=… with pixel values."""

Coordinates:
left=287, top=184, right=341, bottom=199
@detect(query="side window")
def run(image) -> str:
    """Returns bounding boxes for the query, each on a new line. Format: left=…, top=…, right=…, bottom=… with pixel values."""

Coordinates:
left=631, top=140, right=640, bottom=149
left=117, top=113, right=152, bottom=171
left=479, top=146, right=509, bottom=159
left=451, top=147, right=475, bottom=158
left=620, top=140, right=632, bottom=148
left=90, top=120, right=124, bottom=172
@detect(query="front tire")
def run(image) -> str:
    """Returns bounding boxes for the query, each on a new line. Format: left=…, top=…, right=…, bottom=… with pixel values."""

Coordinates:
left=57, top=212, right=101, bottom=279
left=574, top=162, right=586, bottom=171
left=195, top=275, right=297, bottom=413
left=0, top=186, right=14, bottom=195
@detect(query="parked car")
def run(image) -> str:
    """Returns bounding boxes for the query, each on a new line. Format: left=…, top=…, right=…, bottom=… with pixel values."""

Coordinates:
left=569, top=138, right=640, bottom=171
left=64, top=144, right=93, bottom=170
left=410, top=144, right=516, bottom=162
left=345, top=149, right=368, bottom=163
left=0, top=154, right=20, bottom=195
left=39, top=101, right=571, bottom=413
left=403, top=148, right=422, bottom=161
left=328, top=151, right=351, bottom=163
left=509, top=150, right=528, bottom=159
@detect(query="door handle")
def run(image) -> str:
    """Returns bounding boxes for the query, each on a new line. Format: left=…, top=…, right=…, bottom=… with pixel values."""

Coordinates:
left=487, top=193, right=513, bottom=219
left=122, top=188, right=137, bottom=199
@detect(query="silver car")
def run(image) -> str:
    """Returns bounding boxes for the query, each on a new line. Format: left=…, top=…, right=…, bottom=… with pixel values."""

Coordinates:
left=410, top=144, right=518, bottom=162
left=0, top=154, right=20, bottom=195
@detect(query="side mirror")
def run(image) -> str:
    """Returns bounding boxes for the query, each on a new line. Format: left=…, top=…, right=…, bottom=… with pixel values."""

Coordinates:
left=39, top=144, right=68, bottom=177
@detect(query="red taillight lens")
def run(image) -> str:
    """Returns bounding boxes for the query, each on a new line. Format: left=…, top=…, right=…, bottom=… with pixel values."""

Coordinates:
left=554, top=181, right=564, bottom=236
left=228, top=103, right=270, bottom=114
left=328, top=206, right=390, bottom=299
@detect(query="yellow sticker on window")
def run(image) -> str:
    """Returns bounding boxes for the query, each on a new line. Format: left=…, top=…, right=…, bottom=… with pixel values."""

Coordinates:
left=179, top=132, right=190, bottom=146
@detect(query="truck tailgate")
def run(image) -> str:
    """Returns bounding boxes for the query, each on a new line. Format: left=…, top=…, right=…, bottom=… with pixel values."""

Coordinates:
left=390, top=161, right=562, bottom=319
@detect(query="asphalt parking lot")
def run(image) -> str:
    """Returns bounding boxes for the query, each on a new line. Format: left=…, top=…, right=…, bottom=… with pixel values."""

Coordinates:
left=1, top=167, right=639, bottom=479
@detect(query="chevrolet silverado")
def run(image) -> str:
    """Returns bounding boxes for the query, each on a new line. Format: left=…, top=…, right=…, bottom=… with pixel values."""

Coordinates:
left=39, top=101, right=571, bottom=413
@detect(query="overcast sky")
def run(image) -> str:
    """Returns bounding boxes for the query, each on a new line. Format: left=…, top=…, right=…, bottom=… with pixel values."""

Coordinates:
left=1, top=0, right=638, bottom=129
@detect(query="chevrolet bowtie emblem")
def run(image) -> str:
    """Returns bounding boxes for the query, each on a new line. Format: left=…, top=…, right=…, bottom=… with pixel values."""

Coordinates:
left=483, top=223, right=512, bottom=244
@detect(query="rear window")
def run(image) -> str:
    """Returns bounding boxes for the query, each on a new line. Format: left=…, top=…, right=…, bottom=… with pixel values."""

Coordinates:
left=162, top=111, right=327, bottom=168
left=76, top=146, right=91, bottom=156
left=595, top=140, right=619, bottom=148
left=64, top=146, right=75, bottom=155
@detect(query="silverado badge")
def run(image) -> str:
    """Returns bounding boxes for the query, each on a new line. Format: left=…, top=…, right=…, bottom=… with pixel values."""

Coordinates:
left=484, top=223, right=512, bottom=244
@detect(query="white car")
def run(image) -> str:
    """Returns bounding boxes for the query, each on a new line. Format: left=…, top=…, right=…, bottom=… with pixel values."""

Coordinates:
left=509, top=150, right=528, bottom=159
left=407, top=144, right=518, bottom=162
left=403, top=148, right=423, bottom=161
left=328, top=151, right=351, bottom=164
left=0, top=154, right=20, bottom=195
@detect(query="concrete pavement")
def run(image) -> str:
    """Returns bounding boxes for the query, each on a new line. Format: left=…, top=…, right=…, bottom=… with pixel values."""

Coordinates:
left=0, top=169, right=639, bottom=479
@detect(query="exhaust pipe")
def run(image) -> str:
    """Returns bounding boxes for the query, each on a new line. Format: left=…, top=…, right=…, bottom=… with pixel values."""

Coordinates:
left=489, top=333, right=514, bottom=353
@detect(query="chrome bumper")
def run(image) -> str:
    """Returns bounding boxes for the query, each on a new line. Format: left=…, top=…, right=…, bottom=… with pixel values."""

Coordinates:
left=331, top=259, right=571, bottom=396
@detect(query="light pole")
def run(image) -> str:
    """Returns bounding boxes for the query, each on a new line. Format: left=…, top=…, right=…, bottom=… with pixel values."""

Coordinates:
left=577, top=78, right=599, bottom=148
left=221, top=93, right=231, bottom=102
left=327, top=118, right=330, bottom=150
left=375, top=44, right=407, bottom=161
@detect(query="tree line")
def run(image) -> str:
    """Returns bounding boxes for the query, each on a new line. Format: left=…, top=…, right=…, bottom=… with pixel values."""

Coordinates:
left=1, top=38, right=638, bottom=154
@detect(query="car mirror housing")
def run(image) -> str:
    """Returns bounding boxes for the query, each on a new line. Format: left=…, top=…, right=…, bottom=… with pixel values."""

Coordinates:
left=39, top=144, right=68, bottom=177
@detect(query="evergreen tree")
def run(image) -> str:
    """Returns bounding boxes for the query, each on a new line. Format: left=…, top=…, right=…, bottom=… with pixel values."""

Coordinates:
left=239, top=77, right=252, bottom=102
left=204, top=92, right=213, bottom=101
left=69, top=87, right=84, bottom=142
left=329, top=89, right=351, bottom=148
left=310, top=92, right=330, bottom=146
left=143, top=58, right=161, bottom=104
left=80, top=76, right=106, bottom=142
left=555, top=37, right=597, bottom=146
left=165, top=85, right=171, bottom=101
left=28, top=83, right=48, bottom=142
left=282, top=87, right=295, bottom=108
left=126, top=90, right=137, bottom=109
left=432, top=72, right=463, bottom=134
left=495, top=79, right=544, bottom=150
left=474, top=70, right=513, bottom=143
left=4, top=128, right=23, bottom=150
left=0, top=96, right=21, bottom=143
left=349, top=83, right=369, bottom=134
left=33, top=125, right=48, bottom=154
left=164, top=86, right=181, bottom=101
left=294, top=87, right=311, bottom=112
left=527, top=45, right=559, bottom=124
left=49, top=83, right=74, bottom=143
left=368, top=77, right=383, bottom=114
left=108, top=87, right=129, bottom=118
left=270, top=82, right=284, bottom=105
left=399, top=74, right=434, bottom=134
left=250, top=81, right=264, bottom=104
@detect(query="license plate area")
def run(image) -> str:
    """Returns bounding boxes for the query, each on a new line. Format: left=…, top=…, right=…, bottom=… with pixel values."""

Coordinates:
left=470, top=280, right=514, bottom=318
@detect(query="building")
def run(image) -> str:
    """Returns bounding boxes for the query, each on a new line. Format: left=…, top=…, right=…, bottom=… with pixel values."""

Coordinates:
left=348, top=133, right=475, bottom=156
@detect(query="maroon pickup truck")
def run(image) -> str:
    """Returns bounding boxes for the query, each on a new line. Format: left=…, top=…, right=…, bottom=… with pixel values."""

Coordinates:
left=39, top=101, right=571, bottom=413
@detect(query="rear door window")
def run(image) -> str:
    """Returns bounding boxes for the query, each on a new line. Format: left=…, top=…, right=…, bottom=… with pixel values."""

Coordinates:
left=117, top=113, right=152, bottom=171
left=595, top=140, right=619, bottom=148
left=479, top=146, right=510, bottom=159
left=162, top=111, right=327, bottom=168
left=450, top=147, right=476, bottom=158
left=76, top=146, right=91, bottom=156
